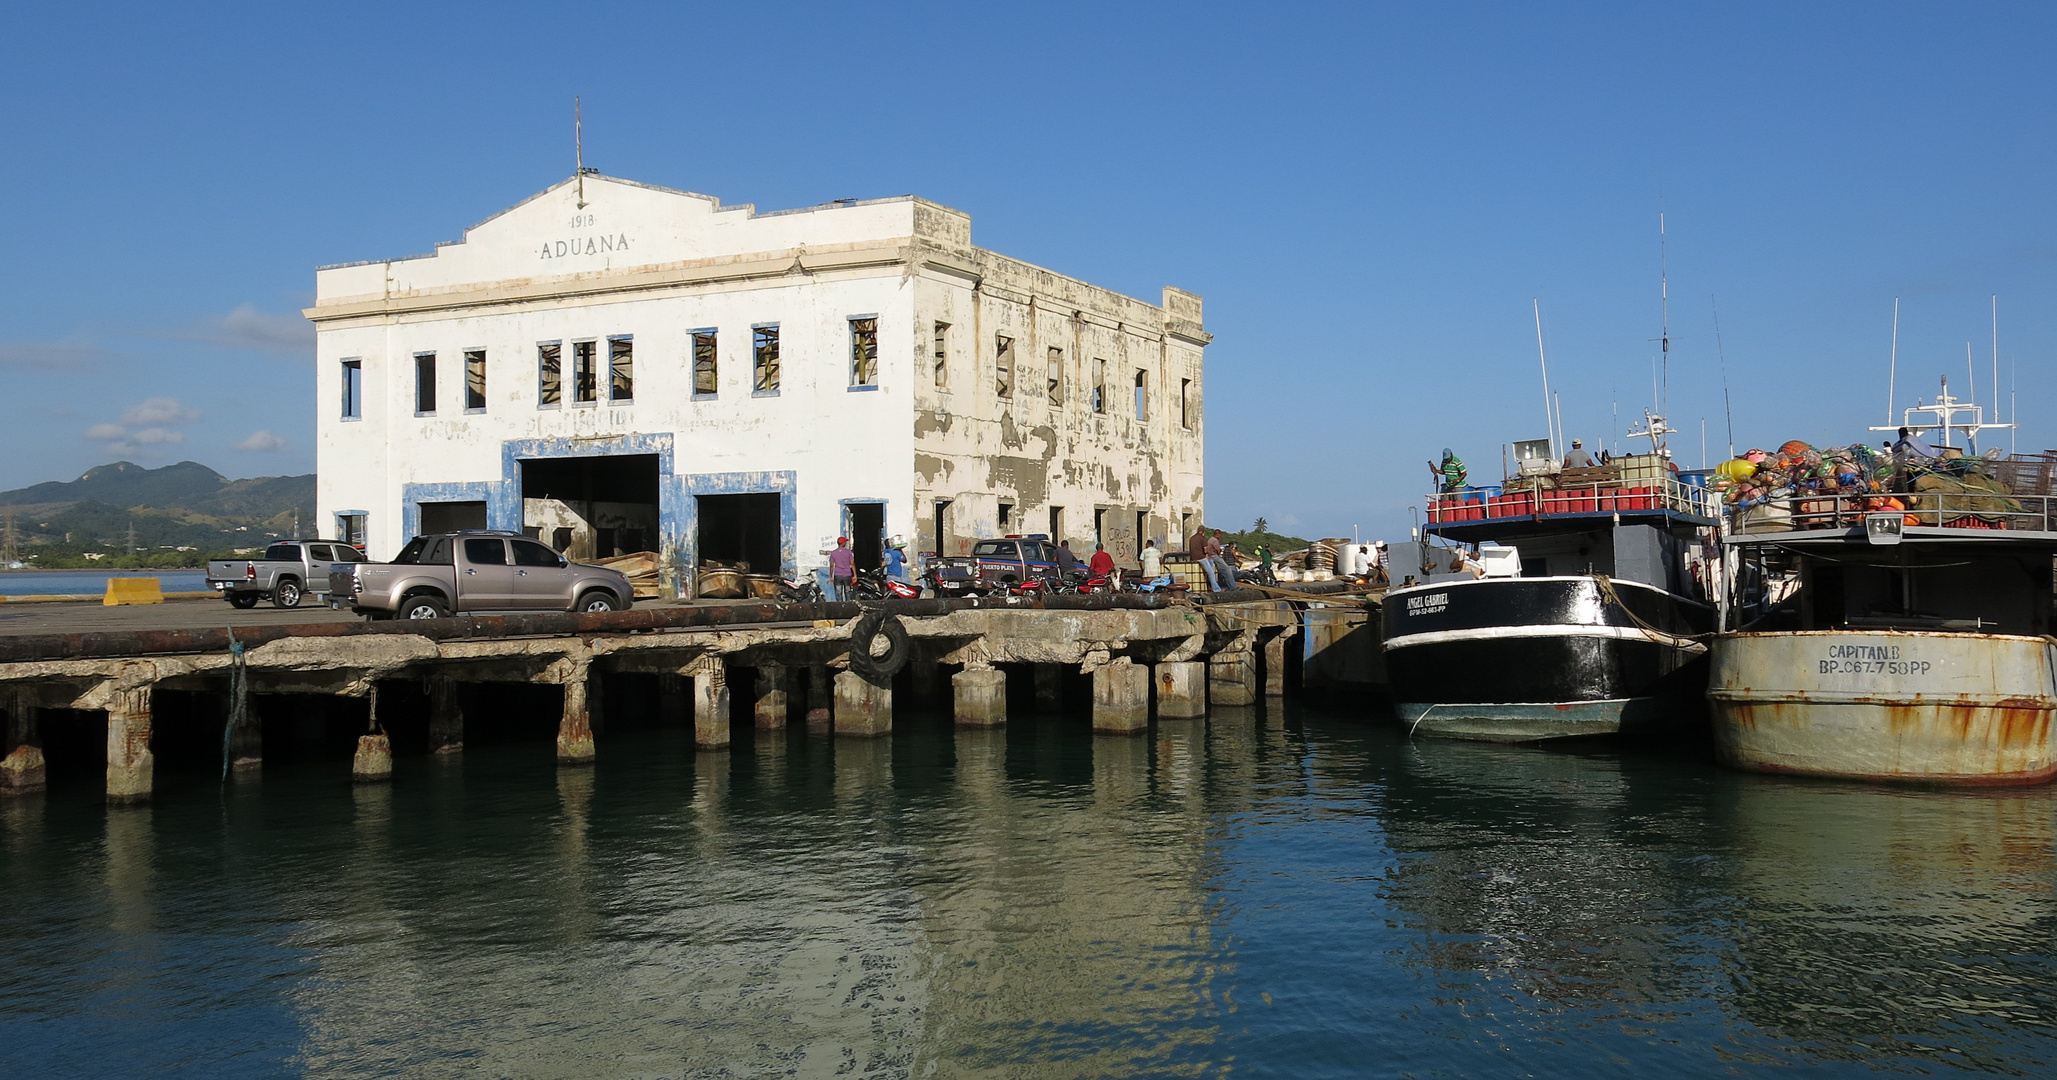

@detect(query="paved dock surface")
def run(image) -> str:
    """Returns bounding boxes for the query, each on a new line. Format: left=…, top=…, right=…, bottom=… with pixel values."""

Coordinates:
left=0, top=599, right=362, bottom=635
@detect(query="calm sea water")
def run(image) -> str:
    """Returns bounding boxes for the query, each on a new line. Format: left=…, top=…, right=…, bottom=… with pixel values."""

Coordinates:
left=3, top=703, right=2054, bottom=1079
left=0, top=569, right=209, bottom=596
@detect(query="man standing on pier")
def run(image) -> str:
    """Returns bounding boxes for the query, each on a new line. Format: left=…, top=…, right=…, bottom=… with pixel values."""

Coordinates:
left=828, top=537, right=855, bottom=601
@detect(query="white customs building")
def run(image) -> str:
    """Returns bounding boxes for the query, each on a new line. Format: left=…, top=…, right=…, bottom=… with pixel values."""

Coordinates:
left=307, top=173, right=1208, bottom=593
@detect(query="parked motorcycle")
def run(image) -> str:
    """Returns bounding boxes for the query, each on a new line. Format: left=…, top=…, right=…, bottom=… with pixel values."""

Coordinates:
left=774, top=576, right=824, bottom=603
left=854, top=567, right=921, bottom=600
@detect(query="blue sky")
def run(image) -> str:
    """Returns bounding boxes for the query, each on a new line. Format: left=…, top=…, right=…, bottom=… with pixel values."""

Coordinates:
left=2, top=2, right=2052, bottom=538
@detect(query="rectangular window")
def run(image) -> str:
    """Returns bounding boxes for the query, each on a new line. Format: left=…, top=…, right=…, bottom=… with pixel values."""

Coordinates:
left=608, top=335, right=633, bottom=402
left=995, top=334, right=1014, bottom=399
left=1049, top=505, right=1063, bottom=539
left=464, top=349, right=486, bottom=412
left=998, top=502, right=1013, bottom=531
left=538, top=342, right=562, bottom=407
left=1091, top=358, right=1106, bottom=414
left=572, top=340, right=599, bottom=403
left=414, top=352, right=436, bottom=415
left=933, top=322, right=950, bottom=387
left=336, top=512, right=366, bottom=548
left=753, top=325, right=781, bottom=394
left=692, top=330, right=718, bottom=397
left=1046, top=347, right=1063, bottom=405
left=1180, top=377, right=1192, bottom=429
left=850, top=317, right=879, bottom=387
left=340, top=359, right=362, bottom=420
left=1134, top=369, right=1148, bottom=421
left=1135, top=511, right=1147, bottom=557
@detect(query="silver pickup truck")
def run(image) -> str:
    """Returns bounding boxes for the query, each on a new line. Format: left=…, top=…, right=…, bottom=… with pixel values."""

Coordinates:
left=331, top=530, right=635, bottom=620
left=208, top=540, right=364, bottom=609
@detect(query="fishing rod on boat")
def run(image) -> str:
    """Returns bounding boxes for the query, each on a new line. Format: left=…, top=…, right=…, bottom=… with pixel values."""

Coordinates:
left=1712, top=295, right=1734, bottom=460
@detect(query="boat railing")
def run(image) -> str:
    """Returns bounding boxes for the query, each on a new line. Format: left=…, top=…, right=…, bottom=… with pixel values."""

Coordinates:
left=1729, top=491, right=2057, bottom=534
left=1427, top=475, right=1720, bottom=523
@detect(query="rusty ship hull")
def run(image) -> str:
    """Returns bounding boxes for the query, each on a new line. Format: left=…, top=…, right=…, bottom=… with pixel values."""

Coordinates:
left=1709, top=630, right=2057, bottom=785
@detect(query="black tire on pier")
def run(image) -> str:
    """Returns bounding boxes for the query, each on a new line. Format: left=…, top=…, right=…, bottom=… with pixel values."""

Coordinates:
left=272, top=579, right=302, bottom=609
left=846, top=610, right=911, bottom=682
left=228, top=593, right=260, bottom=610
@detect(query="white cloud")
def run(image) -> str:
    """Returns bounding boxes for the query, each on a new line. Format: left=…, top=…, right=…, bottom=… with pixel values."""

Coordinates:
left=0, top=340, right=110, bottom=372
left=121, top=397, right=202, bottom=426
left=84, top=423, right=128, bottom=441
left=235, top=430, right=287, bottom=452
left=162, top=303, right=314, bottom=355
left=130, top=427, right=184, bottom=445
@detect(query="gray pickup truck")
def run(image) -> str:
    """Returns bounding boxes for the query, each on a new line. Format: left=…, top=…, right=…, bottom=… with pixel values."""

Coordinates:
left=331, top=530, right=635, bottom=620
left=208, top=540, right=364, bottom=609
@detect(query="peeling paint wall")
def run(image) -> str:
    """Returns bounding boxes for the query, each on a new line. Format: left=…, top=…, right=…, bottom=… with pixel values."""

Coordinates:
left=310, top=174, right=1203, bottom=577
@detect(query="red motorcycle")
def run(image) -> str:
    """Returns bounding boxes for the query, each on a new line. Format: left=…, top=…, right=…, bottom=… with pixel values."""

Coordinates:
left=855, top=567, right=920, bottom=600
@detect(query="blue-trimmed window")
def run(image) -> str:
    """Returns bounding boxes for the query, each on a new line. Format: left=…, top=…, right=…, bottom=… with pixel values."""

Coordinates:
left=340, top=359, right=362, bottom=420
left=692, top=329, right=718, bottom=398
left=849, top=315, right=879, bottom=388
left=414, top=352, right=436, bottom=416
left=537, top=341, right=562, bottom=408
left=753, top=324, right=780, bottom=395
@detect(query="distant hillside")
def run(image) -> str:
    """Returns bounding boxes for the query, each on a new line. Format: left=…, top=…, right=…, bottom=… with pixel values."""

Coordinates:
left=0, top=461, right=315, bottom=565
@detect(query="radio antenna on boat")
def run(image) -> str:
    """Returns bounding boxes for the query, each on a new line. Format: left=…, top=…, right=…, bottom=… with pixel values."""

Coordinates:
left=1886, top=297, right=1900, bottom=425
left=1658, top=212, right=1670, bottom=419
left=1992, top=295, right=2001, bottom=428
left=1712, top=294, right=1734, bottom=458
left=1533, top=299, right=1557, bottom=458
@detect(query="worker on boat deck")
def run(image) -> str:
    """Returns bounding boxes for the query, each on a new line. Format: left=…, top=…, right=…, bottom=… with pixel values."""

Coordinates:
left=1562, top=439, right=1595, bottom=469
left=1893, top=427, right=1938, bottom=491
left=1439, top=448, right=1467, bottom=492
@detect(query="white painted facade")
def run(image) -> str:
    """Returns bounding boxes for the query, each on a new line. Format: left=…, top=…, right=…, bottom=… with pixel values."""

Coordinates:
left=307, top=173, right=1207, bottom=590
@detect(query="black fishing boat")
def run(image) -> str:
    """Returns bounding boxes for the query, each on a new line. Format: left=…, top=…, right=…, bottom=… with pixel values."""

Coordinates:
left=1383, top=437, right=1721, bottom=741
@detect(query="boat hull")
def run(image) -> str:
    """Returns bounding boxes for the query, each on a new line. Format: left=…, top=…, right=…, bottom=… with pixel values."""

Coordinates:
left=1384, top=576, right=1709, bottom=742
left=1710, top=631, right=2057, bottom=785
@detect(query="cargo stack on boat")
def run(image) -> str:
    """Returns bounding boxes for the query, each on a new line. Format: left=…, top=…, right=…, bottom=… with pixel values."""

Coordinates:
left=1384, top=433, right=1722, bottom=741
left=1709, top=396, right=2057, bottom=785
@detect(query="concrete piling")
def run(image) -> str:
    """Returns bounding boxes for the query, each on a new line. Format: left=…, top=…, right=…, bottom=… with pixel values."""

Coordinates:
left=105, top=683, right=155, bottom=804
left=1154, top=661, right=1206, bottom=719
left=353, top=685, right=392, bottom=782
left=1092, top=660, right=1149, bottom=735
left=428, top=677, right=464, bottom=755
left=1263, top=635, right=1290, bottom=698
left=834, top=670, right=892, bottom=738
left=694, top=665, right=731, bottom=750
left=2, top=689, right=43, bottom=796
left=805, top=666, right=833, bottom=730
left=952, top=665, right=1008, bottom=728
left=1208, top=651, right=1257, bottom=707
left=557, top=664, right=597, bottom=764
left=754, top=662, right=788, bottom=730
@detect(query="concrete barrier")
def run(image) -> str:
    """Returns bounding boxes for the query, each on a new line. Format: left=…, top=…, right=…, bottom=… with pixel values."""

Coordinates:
left=103, top=578, right=165, bottom=606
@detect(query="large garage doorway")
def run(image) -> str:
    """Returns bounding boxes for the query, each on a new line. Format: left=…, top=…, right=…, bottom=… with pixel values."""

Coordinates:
left=519, top=454, right=660, bottom=560
left=696, top=493, right=780, bottom=575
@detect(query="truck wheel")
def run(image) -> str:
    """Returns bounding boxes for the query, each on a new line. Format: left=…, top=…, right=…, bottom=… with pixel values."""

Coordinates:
left=576, top=590, right=621, bottom=614
left=272, top=579, right=303, bottom=609
left=399, top=594, right=450, bottom=620
left=228, top=593, right=260, bottom=610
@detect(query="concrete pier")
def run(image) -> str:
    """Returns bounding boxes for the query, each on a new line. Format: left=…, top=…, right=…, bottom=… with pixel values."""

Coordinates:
left=805, top=666, right=833, bottom=730
left=352, top=734, right=393, bottom=781
left=105, top=683, right=154, bottom=804
left=754, top=662, right=788, bottom=730
left=428, top=677, right=463, bottom=754
left=1209, top=650, right=1257, bottom=707
left=694, top=663, right=731, bottom=750
left=1263, top=635, right=1289, bottom=697
left=953, top=665, right=1008, bottom=728
left=1155, top=661, right=1206, bottom=719
left=1092, top=660, right=1149, bottom=735
left=834, top=671, right=892, bottom=737
left=556, top=663, right=597, bottom=764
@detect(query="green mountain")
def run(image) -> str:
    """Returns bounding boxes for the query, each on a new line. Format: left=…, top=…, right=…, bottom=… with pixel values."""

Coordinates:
left=0, top=461, right=315, bottom=565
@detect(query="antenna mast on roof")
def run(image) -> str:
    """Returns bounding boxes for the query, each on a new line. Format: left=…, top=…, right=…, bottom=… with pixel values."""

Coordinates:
left=576, top=96, right=587, bottom=209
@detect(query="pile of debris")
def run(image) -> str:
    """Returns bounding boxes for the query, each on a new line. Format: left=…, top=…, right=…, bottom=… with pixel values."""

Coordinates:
left=597, top=551, right=662, bottom=599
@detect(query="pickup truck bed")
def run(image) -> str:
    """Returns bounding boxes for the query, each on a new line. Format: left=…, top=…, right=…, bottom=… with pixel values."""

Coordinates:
left=207, top=540, right=364, bottom=609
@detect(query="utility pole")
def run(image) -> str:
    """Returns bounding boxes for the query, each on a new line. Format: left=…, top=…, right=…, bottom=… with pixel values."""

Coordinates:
left=127, top=519, right=137, bottom=557
left=1, top=510, right=18, bottom=567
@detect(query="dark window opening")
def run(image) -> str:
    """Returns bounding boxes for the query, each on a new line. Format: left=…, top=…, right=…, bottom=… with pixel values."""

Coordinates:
left=997, top=502, right=1013, bottom=532
left=1049, top=505, right=1063, bottom=539
left=1093, top=508, right=1106, bottom=549
left=1135, top=510, right=1148, bottom=559
left=1091, top=359, right=1106, bottom=413
left=933, top=322, right=949, bottom=387
left=538, top=342, right=562, bottom=407
left=464, top=349, right=486, bottom=411
left=696, top=492, right=780, bottom=575
left=933, top=499, right=953, bottom=555
left=995, top=335, right=1014, bottom=398
left=414, top=353, right=436, bottom=414
left=608, top=336, right=633, bottom=402
left=418, top=501, right=487, bottom=535
left=693, top=330, right=718, bottom=396
left=1047, top=347, right=1063, bottom=405
left=572, top=341, right=599, bottom=403
left=753, top=325, right=780, bottom=393
left=847, top=502, right=885, bottom=572
left=341, top=359, right=362, bottom=419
